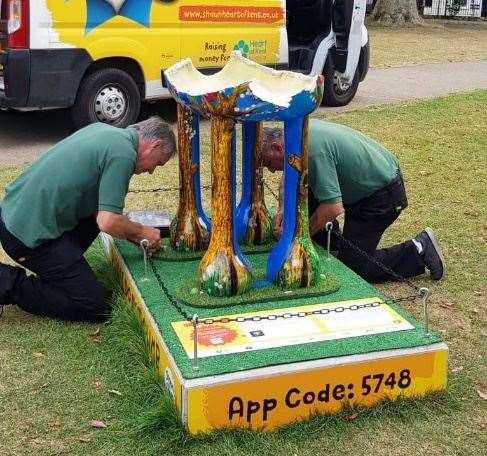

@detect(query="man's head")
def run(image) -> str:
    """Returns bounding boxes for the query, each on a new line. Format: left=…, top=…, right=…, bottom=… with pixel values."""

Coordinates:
left=131, top=116, right=177, bottom=175
left=262, top=127, right=284, bottom=173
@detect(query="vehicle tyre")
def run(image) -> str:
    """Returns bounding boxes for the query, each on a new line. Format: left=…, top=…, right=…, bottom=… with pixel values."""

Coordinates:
left=70, top=68, right=141, bottom=129
left=321, top=57, right=360, bottom=107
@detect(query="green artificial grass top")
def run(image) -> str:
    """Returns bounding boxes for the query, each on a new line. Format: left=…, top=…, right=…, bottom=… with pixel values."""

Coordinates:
left=174, top=253, right=340, bottom=307
left=112, top=239, right=442, bottom=380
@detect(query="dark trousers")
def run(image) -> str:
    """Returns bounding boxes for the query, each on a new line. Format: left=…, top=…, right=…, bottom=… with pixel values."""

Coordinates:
left=310, top=173, right=425, bottom=283
left=0, top=210, right=109, bottom=321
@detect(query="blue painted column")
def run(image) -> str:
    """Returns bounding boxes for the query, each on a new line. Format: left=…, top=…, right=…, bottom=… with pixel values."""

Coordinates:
left=266, top=118, right=303, bottom=283
left=267, top=115, right=321, bottom=288
left=235, top=122, right=255, bottom=241
left=191, top=112, right=211, bottom=232
left=232, top=128, right=252, bottom=270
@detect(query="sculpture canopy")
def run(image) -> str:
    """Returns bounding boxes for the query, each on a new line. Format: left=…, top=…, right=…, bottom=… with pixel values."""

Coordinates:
left=165, top=51, right=324, bottom=122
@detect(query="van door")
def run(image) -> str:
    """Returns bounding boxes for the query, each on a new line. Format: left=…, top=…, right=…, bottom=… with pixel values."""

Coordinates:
left=41, top=0, right=181, bottom=99
left=178, top=0, right=286, bottom=72
left=332, top=0, right=366, bottom=83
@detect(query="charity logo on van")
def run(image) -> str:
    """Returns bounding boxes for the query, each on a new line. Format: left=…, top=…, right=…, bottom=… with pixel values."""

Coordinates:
left=85, top=0, right=154, bottom=34
left=233, top=40, right=249, bottom=58
left=199, top=39, right=268, bottom=65
left=234, top=39, right=267, bottom=58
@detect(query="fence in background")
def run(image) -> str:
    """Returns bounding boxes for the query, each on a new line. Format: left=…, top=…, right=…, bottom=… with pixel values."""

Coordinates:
left=366, top=0, right=487, bottom=18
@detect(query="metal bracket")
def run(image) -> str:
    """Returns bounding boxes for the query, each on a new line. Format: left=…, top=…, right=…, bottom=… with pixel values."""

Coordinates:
left=140, top=239, right=149, bottom=278
left=325, top=222, right=333, bottom=258
left=192, top=314, right=200, bottom=371
left=418, top=287, right=430, bottom=335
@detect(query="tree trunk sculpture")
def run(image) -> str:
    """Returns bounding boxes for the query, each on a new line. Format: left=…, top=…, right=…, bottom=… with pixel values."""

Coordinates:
left=276, top=117, right=321, bottom=288
left=244, top=123, right=273, bottom=245
left=165, top=53, right=325, bottom=296
left=199, top=89, right=252, bottom=296
left=170, top=104, right=210, bottom=251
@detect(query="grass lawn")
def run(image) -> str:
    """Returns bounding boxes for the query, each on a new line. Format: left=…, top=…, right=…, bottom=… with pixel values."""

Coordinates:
left=1, top=91, right=486, bottom=455
left=368, top=21, right=487, bottom=68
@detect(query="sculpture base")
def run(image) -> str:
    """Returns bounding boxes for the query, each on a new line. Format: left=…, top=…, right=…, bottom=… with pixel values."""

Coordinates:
left=175, top=267, right=339, bottom=308
left=101, top=234, right=448, bottom=434
left=156, top=238, right=274, bottom=261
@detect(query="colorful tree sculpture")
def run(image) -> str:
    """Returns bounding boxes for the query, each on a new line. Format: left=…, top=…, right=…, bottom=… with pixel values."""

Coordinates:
left=170, top=104, right=210, bottom=252
left=237, top=122, right=273, bottom=246
left=165, top=52, right=324, bottom=297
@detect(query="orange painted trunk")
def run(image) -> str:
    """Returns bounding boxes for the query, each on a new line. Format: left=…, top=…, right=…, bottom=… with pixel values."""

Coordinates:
left=170, top=104, right=209, bottom=252
left=244, top=122, right=272, bottom=245
left=199, top=115, right=251, bottom=297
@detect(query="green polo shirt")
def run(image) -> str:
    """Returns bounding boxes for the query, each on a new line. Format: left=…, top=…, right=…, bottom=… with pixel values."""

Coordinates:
left=308, top=119, right=399, bottom=205
left=1, top=123, right=138, bottom=248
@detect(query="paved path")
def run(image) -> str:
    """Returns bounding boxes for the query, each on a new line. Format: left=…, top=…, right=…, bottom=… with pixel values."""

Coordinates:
left=1, top=60, right=487, bottom=166
left=330, top=59, right=487, bottom=113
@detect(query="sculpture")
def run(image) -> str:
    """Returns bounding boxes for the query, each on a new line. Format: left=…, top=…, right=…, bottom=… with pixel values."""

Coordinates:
left=165, top=52, right=324, bottom=297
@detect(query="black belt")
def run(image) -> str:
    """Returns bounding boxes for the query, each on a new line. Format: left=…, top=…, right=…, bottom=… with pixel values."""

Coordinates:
left=345, top=169, right=407, bottom=212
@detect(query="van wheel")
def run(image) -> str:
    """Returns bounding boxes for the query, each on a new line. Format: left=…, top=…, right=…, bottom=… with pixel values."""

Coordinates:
left=322, top=58, right=360, bottom=107
left=71, top=68, right=141, bottom=129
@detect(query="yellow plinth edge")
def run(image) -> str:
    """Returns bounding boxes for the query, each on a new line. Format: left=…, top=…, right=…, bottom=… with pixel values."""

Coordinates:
left=102, top=234, right=448, bottom=435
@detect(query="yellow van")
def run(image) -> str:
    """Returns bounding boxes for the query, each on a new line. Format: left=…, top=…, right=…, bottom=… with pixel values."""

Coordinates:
left=0, top=0, right=369, bottom=128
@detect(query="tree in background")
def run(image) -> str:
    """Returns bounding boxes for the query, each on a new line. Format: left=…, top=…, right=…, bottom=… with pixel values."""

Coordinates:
left=370, top=0, right=422, bottom=25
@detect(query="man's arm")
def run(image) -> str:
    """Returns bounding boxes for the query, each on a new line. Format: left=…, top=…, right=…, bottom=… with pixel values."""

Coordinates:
left=309, top=202, right=344, bottom=237
left=96, top=211, right=160, bottom=253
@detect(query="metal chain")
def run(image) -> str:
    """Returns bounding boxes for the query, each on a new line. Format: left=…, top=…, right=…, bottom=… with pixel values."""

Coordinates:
left=129, top=180, right=277, bottom=196
left=128, top=184, right=212, bottom=194
left=263, top=179, right=280, bottom=201
left=145, top=251, right=412, bottom=326
left=261, top=182, right=423, bottom=305
left=136, top=179, right=422, bottom=323
left=146, top=255, right=387, bottom=325
left=197, top=301, right=383, bottom=325
left=128, top=186, right=178, bottom=193
left=147, top=256, right=193, bottom=322
left=331, top=228, right=421, bottom=294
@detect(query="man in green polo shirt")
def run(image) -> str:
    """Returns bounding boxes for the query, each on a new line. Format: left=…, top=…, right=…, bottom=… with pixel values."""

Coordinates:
left=0, top=116, right=176, bottom=321
left=263, top=119, right=446, bottom=283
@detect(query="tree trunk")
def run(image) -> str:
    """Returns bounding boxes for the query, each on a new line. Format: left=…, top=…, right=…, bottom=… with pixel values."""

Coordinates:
left=170, top=104, right=209, bottom=252
left=371, top=0, right=422, bottom=25
left=277, top=117, right=321, bottom=289
left=244, top=122, right=273, bottom=246
left=198, top=114, right=251, bottom=297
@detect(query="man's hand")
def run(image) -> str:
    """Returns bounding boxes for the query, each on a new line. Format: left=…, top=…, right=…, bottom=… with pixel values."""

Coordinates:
left=309, top=202, right=344, bottom=236
left=273, top=210, right=283, bottom=239
left=96, top=211, right=161, bottom=254
left=140, top=226, right=161, bottom=256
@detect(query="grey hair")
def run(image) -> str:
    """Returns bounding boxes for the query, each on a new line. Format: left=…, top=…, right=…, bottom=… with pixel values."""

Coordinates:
left=263, top=126, right=283, bottom=145
left=131, top=116, right=177, bottom=158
